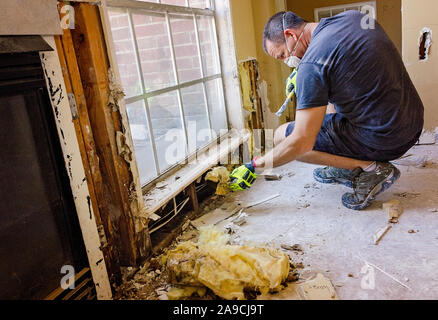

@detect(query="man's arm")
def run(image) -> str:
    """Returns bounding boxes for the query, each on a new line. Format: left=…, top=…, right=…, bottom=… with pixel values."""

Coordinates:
left=254, top=106, right=327, bottom=169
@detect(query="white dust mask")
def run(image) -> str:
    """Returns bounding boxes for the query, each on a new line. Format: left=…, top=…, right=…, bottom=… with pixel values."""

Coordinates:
left=283, top=14, right=306, bottom=68
left=284, top=55, right=301, bottom=68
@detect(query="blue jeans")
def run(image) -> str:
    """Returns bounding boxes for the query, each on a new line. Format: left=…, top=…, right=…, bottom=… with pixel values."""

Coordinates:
left=285, top=114, right=421, bottom=162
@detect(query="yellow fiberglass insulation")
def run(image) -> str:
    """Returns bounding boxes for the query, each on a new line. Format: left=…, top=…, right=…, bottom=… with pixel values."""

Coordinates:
left=205, top=166, right=230, bottom=196
left=162, top=226, right=290, bottom=300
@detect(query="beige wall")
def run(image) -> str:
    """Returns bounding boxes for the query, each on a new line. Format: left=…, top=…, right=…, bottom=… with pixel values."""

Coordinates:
left=286, top=0, right=402, bottom=53
left=230, top=0, right=292, bottom=129
left=402, top=0, right=438, bottom=130
left=0, top=0, right=61, bottom=35
left=230, top=0, right=258, bottom=61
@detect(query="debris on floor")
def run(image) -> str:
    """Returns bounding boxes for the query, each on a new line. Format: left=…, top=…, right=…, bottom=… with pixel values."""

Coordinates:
left=392, top=154, right=428, bottom=168
left=191, top=193, right=280, bottom=232
left=355, top=257, right=412, bottom=291
left=229, top=210, right=248, bottom=226
left=162, top=226, right=291, bottom=300
left=373, top=225, right=392, bottom=245
left=395, top=192, right=421, bottom=199
left=223, top=211, right=248, bottom=236
left=244, top=193, right=280, bottom=209
left=191, top=204, right=243, bottom=230
left=205, top=166, right=231, bottom=196
left=257, top=273, right=339, bottom=300
left=262, top=174, right=282, bottom=181
left=296, top=273, right=339, bottom=300
left=383, top=199, right=403, bottom=223
left=280, top=244, right=303, bottom=253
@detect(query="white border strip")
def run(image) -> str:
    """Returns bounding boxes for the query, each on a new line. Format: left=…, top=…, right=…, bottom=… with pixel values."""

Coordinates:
left=40, top=36, right=112, bottom=300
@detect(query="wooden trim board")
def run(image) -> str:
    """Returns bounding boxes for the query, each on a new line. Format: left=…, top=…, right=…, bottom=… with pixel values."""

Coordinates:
left=40, top=36, right=112, bottom=300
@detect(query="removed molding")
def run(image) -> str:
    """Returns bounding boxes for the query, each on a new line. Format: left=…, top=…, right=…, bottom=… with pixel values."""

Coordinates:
left=244, top=193, right=281, bottom=209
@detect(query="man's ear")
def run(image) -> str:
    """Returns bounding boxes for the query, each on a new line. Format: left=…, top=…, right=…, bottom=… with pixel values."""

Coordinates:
left=284, top=29, right=298, bottom=41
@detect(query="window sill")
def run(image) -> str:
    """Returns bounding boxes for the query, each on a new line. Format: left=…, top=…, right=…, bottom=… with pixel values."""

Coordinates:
left=142, top=130, right=250, bottom=218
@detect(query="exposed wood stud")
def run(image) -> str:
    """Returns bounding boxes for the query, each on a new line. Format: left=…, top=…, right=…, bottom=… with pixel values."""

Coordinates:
left=55, top=5, right=122, bottom=284
left=71, top=2, right=151, bottom=267
left=187, top=183, right=199, bottom=214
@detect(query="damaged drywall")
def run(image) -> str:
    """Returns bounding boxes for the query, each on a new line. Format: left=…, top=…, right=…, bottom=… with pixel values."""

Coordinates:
left=419, top=27, right=432, bottom=61
left=107, top=68, right=149, bottom=233
left=402, top=0, right=438, bottom=130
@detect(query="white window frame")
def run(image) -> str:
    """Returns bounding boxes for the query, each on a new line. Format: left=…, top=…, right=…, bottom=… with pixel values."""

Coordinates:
left=102, top=0, right=230, bottom=186
left=314, top=1, right=377, bottom=22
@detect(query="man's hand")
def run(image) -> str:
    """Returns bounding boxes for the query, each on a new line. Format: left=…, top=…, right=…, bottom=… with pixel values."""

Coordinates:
left=229, top=161, right=258, bottom=192
left=285, top=69, right=298, bottom=100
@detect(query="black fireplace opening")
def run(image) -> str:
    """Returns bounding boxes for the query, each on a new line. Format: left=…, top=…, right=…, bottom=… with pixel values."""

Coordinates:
left=0, top=50, right=90, bottom=300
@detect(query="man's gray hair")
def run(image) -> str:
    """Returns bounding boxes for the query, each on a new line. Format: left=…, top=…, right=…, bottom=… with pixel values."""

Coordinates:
left=263, top=11, right=307, bottom=53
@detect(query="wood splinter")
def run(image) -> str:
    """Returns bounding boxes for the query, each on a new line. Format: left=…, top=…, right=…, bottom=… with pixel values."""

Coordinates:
left=373, top=225, right=392, bottom=245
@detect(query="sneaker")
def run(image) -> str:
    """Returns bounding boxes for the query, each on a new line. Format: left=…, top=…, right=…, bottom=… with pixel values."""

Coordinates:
left=342, top=162, right=401, bottom=211
left=313, top=166, right=354, bottom=188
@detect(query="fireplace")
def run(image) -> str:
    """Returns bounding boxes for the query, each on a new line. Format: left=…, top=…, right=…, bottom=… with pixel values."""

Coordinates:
left=0, top=44, right=92, bottom=299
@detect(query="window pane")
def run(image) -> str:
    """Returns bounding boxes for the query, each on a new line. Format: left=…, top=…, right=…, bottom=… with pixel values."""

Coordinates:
left=132, top=12, right=176, bottom=92
left=170, top=14, right=202, bottom=83
left=148, top=91, right=186, bottom=172
left=345, top=6, right=361, bottom=12
left=161, top=0, right=187, bottom=6
left=318, top=10, right=331, bottom=20
left=332, top=8, right=345, bottom=16
left=197, top=15, right=220, bottom=76
left=181, top=84, right=211, bottom=152
left=108, top=8, right=142, bottom=98
left=126, top=100, right=157, bottom=184
left=205, top=78, right=227, bottom=134
left=189, top=0, right=209, bottom=9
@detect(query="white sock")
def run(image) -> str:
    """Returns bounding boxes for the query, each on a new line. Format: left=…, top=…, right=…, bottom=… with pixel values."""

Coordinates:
left=363, top=161, right=377, bottom=172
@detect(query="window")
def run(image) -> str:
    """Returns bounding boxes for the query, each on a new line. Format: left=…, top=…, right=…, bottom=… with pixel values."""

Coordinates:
left=105, top=0, right=228, bottom=185
left=314, top=1, right=376, bottom=22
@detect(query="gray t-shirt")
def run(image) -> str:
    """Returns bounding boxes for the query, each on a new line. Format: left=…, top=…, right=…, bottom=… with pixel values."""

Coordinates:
left=296, top=10, right=424, bottom=150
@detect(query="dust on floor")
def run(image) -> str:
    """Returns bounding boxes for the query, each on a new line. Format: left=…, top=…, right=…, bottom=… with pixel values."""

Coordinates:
left=116, top=144, right=438, bottom=300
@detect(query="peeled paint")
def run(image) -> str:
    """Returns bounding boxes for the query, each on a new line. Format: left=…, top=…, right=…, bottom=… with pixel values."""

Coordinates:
left=162, top=227, right=290, bottom=300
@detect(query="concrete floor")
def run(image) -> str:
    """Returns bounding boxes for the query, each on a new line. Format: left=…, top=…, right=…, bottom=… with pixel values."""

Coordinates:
left=224, top=144, right=438, bottom=300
